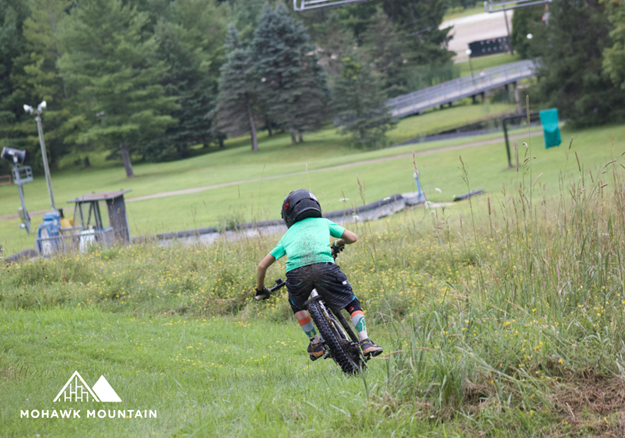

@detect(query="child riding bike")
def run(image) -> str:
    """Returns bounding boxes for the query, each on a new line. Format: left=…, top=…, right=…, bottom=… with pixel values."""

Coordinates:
left=256, top=189, right=383, bottom=361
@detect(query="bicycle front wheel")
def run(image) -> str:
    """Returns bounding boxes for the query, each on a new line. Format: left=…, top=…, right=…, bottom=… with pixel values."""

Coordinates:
left=308, top=299, right=361, bottom=375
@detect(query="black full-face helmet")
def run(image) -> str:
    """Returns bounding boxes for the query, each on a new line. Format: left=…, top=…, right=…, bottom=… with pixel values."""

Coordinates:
left=281, top=189, right=322, bottom=228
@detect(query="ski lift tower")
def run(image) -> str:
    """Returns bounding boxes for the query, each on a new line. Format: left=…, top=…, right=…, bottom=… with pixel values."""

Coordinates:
left=294, top=0, right=368, bottom=12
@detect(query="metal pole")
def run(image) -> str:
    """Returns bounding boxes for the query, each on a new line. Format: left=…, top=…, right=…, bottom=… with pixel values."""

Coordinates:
left=13, top=163, right=32, bottom=234
left=35, top=113, right=56, bottom=211
left=503, top=8, right=514, bottom=54
left=503, top=118, right=512, bottom=168
left=413, top=171, right=427, bottom=202
left=469, top=58, right=476, bottom=86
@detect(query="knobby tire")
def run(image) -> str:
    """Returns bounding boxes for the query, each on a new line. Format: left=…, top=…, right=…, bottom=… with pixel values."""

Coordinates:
left=307, top=300, right=361, bottom=375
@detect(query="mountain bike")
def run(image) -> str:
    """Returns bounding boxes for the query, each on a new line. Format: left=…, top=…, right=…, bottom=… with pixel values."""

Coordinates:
left=255, top=248, right=367, bottom=374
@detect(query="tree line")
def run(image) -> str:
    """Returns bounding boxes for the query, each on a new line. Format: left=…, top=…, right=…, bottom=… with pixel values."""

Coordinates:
left=512, top=0, right=625, bottom=127
left=3, top=0, right=623, bottom=179
left=0, top=0, right=454, bottom=178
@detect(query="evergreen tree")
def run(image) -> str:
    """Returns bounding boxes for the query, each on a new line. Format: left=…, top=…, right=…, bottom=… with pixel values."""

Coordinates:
left=311, top=11, right=357, bottom=87
left=330, top=0, right=452, bottom=66
left=333, top=55, right=397, bottom=149
left=251, top=3, right=329, bottom=143
left=333, top=2, right=378, bottom=43
left=142, top=20, right=210, bottom=161
left=225, top=0, right=266, bottom=42
left=288, top=48, right=330, bottom=141
left=126, top=0, right=172, bottom=29
left=533, top=0, right=625, bottom=126
left=144, top=0, right=226, bottom=161
left=362, top=8, right=413, bottom=97
left=58, top=0, right=178, bottom=178
left=173, top=0, right=227, bottom=148
left=16, top=0, right=74, bottom=168
left=224, top=19, right=243, bottom=53
left=511, top=6, right=543, bottom=59
left=379, top=0, right=452, bottom=67
left=217, top=26, right=261, bottom=151
left=0, top=0, right=34, bottom=174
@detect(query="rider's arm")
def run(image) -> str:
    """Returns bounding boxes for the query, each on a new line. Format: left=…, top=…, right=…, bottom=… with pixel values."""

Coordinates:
left=335, top=229, right=358, bottom=247
left=256, top=253, right=276, bottom=290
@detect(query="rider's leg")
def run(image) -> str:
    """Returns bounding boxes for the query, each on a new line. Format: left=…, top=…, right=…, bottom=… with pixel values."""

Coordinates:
left=345, top=298, right=383, bottom=357
left=344, top=298, right=368, bottom=341
left=294, top=309, right=321, bottom=343
left=292, top=307, right=324, bottom=361
left=291, top=300, right=322, bottom=343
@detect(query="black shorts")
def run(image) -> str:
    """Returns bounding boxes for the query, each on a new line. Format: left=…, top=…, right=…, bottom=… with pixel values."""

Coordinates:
left=286, top=262, right=356, bottom=313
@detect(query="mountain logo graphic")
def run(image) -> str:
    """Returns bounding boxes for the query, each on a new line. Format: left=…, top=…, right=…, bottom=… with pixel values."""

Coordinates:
left=53, top=371, right=122, bottom=403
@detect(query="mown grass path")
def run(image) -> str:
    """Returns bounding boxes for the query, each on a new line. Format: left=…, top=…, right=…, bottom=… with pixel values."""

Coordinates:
left=0, top=308, right=419, bottom=437
left=126, top=131, right=541, bottom=203
left=3, top=143, right=625, bottom=435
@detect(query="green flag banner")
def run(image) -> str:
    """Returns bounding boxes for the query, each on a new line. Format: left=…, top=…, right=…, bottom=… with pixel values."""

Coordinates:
left=539, top=108, right=561, bottom=149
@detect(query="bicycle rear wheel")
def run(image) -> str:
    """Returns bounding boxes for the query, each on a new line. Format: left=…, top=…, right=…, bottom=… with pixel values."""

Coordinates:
left=308, top=299, right=361, bottom=374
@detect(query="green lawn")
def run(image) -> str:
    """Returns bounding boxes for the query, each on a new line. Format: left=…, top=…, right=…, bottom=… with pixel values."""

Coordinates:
left=2, top=121, right=624, bottom=254
left=457, top=53, right=522, bottom=77
left=387, top=103, right=515, bottom=141
left=3, top=144, right=625, bottom=436
left=0, top=104, right=518, bottom=254
left=0, top=308, right=413, bottom=437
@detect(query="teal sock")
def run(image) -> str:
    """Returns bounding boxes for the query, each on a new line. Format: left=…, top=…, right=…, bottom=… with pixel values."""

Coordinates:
left=298, top=315, right=318, bottom=340
left=351, top=311, right=368, bottom=341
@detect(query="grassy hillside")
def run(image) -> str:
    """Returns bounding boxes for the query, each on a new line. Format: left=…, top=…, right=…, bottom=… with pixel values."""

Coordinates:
left=2, top=121, right=624, bottom=255
left=2, top=145, right=625, bottom=435
left=0, top=104, right=519, bottom=254
left=457, top=53, right=522, bottom=77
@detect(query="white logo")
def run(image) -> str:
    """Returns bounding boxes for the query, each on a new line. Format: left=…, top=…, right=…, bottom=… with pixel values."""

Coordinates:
left=20, top=371, right=157, bottom=419
left=53, top=371, right=121, bottom=403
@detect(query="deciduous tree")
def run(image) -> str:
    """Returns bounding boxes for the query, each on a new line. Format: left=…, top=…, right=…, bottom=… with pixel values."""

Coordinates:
left=58, top=0, right=178, bottom=177
left=603, top=0, right=625, bottom=90
left=533, top=0, right=625, bottom=126
left=511, top=6, right=543, bottom=59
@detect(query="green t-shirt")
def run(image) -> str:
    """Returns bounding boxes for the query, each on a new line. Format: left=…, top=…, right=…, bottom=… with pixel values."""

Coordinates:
left=270, top=218, right=345, bottom=272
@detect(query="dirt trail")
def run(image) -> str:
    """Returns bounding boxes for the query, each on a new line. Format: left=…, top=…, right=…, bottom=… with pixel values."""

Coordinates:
left=0, top=131, right=539, bottom=221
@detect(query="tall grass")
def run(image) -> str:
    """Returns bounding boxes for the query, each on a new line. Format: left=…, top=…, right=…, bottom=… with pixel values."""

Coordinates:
left=2, top=142, right=625, bottom=433
left=372, top=145, right=625, bottom=434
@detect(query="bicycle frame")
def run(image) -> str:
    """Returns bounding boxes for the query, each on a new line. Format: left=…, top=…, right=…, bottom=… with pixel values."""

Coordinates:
left=317, top=292, right=360, bottom=345
left=310, top=290, right=353, bottom=339
left=307, top=289, right=365, bottom=367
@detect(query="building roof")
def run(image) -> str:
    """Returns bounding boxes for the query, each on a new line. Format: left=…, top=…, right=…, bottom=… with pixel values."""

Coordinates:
left=67, top=190, right=131, bottom=203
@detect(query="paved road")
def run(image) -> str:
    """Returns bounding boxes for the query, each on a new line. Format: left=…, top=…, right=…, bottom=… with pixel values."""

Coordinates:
left=442, top=11, right=513, bottom=62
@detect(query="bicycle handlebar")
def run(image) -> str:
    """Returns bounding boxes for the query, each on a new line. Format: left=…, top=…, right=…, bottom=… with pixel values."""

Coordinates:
left=254, top=278, right=286, bottom=301
left=331, top=241, right=345, bottom=260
